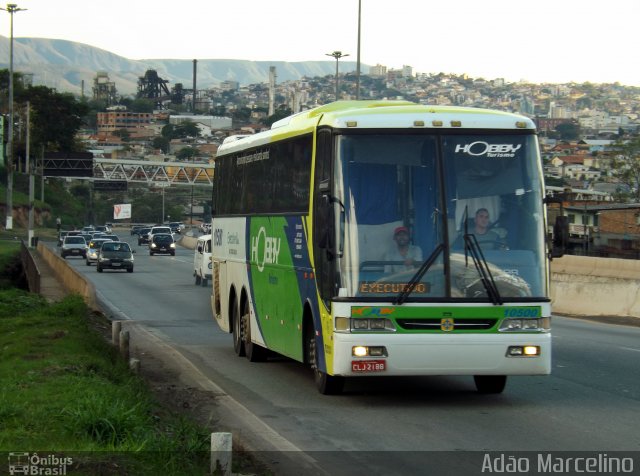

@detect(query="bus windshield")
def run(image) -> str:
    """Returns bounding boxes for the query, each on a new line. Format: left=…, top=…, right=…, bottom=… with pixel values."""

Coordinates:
left=333, top=132, right=547, bottom=301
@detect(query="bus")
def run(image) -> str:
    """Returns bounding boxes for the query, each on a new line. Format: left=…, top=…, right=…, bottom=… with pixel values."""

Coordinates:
left=210, top=101, right=552, bottom=395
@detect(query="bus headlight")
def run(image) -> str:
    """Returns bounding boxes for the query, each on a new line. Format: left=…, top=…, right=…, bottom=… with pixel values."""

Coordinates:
left=335, top=317, right=396, bottom=332
left=499, top=317, right=550, bottom=332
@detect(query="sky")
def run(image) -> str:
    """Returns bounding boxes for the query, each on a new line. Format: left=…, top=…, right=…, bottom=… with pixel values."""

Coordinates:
left=2, top=0, right=639, bottom=86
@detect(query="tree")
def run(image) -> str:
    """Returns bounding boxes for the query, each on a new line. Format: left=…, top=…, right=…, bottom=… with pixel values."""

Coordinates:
left=176, top=146, right=197, bottom=161
left=152, top=136, right=170, bottom=153
left=610, top=137, right=640, bottom=202
left=161, top=121, right=200, bottom=139
left=15, top=85, right=89, bottom=151
left=263, top=106, right=292, bottom=127
left=555, top=122, right=581, bottom=141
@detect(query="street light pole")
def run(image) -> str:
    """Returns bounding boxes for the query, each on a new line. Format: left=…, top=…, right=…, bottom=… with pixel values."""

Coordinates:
left=2, top=3, right=26, bottom=230
left=355, top=0, right=362, bottom=100
left=325, top=51, right=349, bottom=101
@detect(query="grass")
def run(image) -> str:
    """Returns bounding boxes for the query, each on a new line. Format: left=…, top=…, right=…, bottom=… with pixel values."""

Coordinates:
left=0, top=242, right=261, bottom=475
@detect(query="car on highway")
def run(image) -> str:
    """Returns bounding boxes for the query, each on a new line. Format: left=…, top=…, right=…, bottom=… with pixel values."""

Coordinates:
left=147, top=226, right=173, bottom=245
left=57, top=231, right=69, bottom=247
left=95, top=225, right=112, bottom=234
left=130, top=225, right=146, bottom=236
left=149, top=233, right=176, bottom=256
left=96, top=241, right=135, bottom=273
left=60, top=235, right=87, bottom=259
left=137, top=227, right=153, bottom=245
left=168, top=222, right=185, bottom=234
left=85, top=238, right=115, bottom=266
left=193, top=234, right=212, bottom=285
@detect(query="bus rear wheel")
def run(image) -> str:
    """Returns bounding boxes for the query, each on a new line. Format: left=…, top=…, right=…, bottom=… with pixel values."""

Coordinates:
left=242, top=302, right=267, bottom=362
left=232, top=302, right=245, bottom=357
left=307, top=331, right=344, bottom=395
left=474, top=375, right=507, bottom=394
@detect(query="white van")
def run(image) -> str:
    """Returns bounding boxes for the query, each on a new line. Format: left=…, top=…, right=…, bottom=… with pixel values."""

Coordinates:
left=193, top=234, right=212, bottom=286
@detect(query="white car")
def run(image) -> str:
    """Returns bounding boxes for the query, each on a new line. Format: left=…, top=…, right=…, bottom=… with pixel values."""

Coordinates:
left=194, top=234, right=212, bottom=286
left=148, top=226, right=173, bottom=241
left=61, top=235, right=87, bottom=259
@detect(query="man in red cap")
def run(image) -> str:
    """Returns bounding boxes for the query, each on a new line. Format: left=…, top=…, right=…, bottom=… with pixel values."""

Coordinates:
left=383, top=226, right=423, bottom=273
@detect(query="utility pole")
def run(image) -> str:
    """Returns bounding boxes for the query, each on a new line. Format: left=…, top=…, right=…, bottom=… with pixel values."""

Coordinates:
left=1, top=3, right=27, bottom=230
left=356, top=0, right=362, bottom=100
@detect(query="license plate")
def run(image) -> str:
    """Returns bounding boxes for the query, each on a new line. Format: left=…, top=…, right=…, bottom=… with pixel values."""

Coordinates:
left=72, top=250, right=79, bottom=254
left=351, top=360, right=386, bottom=372
left=112, top=262, right=121, bottom=266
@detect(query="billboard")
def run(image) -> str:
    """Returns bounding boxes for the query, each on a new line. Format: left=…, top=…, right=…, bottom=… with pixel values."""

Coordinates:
left=113, top=203, right=132, bottom=220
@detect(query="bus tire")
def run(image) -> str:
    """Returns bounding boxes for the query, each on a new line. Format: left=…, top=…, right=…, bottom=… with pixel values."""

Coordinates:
left=232, top=301, right=245, bottom=357
left=307, top=330, right=344, bottom=395
left=195, top=273, right=201, bottom=285
left=474, top=375, right=507, bottom=394
left=242, top=301, right=267, bottom=362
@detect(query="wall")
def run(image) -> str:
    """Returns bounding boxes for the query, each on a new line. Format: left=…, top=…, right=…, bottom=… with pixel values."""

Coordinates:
left=36, top=241, right=97, bottom=308
left=550, top=255, right=640, bottom=318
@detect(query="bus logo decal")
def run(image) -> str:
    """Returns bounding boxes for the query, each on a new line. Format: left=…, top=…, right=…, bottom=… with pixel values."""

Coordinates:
left=251, top=226, right=281, bottom=272
left=440, top=318, right=455, bottom=332
left=455, top=142, right=521, bottom=158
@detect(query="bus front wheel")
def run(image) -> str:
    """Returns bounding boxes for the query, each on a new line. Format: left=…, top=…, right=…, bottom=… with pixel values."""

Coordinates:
left=307, top=332, right=344, bottom=395
left=474, top=375, right=507, bottom=394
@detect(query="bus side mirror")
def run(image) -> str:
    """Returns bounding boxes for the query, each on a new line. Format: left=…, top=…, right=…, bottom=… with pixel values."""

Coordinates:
left=551, top=216, right=569, bottom=258
left=315, top=194, right=335, bottom=260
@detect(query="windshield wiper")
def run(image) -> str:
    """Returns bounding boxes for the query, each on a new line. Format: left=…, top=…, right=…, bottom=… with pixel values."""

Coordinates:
left=394, top=243, right=444, bottom=305
left=463, top=234, right=502, bottom=305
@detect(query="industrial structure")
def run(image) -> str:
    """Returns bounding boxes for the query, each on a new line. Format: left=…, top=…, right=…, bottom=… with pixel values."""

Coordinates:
left=137, top=69, right=171, bottom=107
left=93, top=71, right=117, bottom=106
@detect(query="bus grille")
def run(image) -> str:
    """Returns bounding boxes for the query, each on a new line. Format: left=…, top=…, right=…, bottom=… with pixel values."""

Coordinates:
left=396, top=318, right=498, bottom=331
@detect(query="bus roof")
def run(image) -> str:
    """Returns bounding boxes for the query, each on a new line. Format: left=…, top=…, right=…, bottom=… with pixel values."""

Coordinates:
left=217, top=101, right=536, bottom=156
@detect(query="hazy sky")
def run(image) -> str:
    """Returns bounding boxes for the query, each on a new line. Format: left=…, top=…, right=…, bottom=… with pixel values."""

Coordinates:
left=3, top=0, right=639, bottom=86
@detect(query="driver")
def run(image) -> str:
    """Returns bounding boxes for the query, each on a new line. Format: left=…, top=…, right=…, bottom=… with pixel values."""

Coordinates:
left=471, top=208, right=503, bottom=249
left=384, top=226, right=423, bottom=273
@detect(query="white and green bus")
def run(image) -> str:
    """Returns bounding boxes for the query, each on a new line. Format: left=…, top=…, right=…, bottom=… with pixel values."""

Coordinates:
left=211, top=101, right=552, bottom=395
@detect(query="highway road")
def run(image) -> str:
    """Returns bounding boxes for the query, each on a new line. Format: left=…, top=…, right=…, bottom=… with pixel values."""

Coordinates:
left=54, top=235, right=640, bottom=475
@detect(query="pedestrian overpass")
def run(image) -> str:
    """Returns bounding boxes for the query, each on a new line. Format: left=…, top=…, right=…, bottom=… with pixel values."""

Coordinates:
left=92, top=157, right=214, bottom=186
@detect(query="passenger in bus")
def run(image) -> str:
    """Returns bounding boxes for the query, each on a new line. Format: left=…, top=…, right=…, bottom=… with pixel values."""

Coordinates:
left=383, top=226, right=423, bottom=273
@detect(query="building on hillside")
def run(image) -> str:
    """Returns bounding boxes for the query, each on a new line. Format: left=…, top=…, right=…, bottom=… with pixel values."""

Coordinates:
left=169, top=115, right=232, bottom=130
left=97, top=112, right=153, bottom=137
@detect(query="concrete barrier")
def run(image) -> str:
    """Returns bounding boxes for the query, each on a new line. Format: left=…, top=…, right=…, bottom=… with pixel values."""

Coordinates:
left=179, top=234, right=198, bottom=250
left=550, top=255, right=640, bottom=318
left=36, top=241, right=97, bottom=308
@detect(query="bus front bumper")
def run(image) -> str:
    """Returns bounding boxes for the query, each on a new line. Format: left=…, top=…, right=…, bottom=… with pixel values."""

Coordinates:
left=330, top=332, right=551, bottom=377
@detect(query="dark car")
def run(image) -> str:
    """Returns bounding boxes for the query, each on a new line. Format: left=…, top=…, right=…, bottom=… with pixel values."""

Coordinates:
left=137, top=227, right=152, bottom=246
left=96, top=241, right=135, bottom=273
left=168, top=222, right=184, bottom=234
left=149, top=233, right=176, bottom=256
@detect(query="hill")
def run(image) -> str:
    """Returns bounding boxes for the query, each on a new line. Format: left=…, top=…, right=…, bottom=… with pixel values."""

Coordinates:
left=0, top=36, right=362, bottom=96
